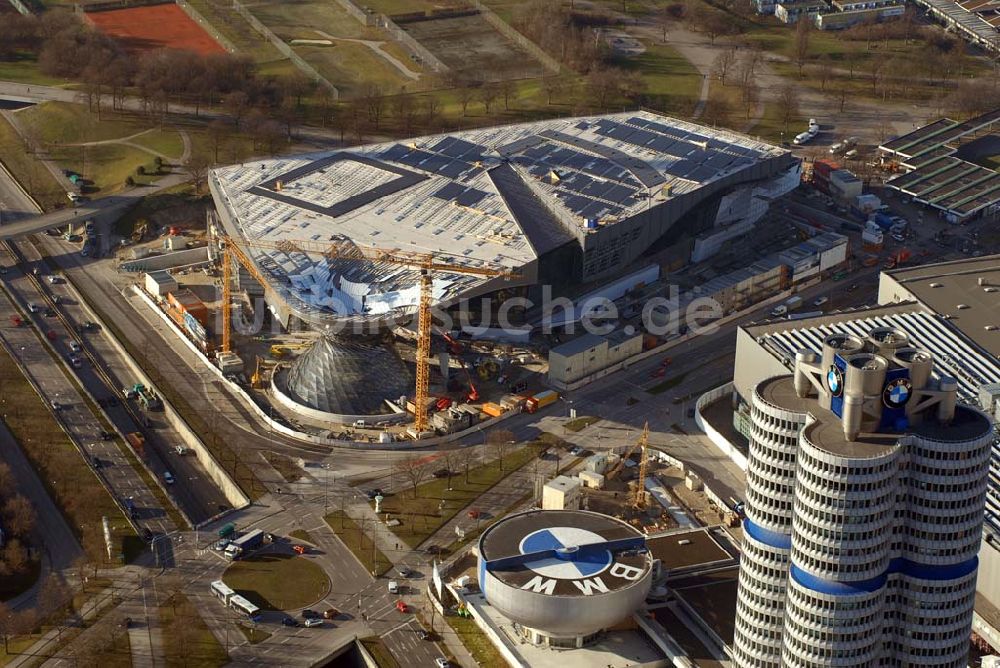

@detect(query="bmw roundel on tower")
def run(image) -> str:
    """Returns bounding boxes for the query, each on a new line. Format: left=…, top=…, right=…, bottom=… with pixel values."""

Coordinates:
left=477, top=510, right=653, bottom=644
left=883, top=377, right=912, bottom=409
left=826, top=365, right=843, bottom=396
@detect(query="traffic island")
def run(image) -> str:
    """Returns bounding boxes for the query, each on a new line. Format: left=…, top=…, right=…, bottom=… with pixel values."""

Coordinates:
left=222, top=553, right=330, bottom=611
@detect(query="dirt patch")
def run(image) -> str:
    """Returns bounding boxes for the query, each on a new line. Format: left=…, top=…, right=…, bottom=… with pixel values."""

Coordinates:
left=85, top=4, right=227, bottom=56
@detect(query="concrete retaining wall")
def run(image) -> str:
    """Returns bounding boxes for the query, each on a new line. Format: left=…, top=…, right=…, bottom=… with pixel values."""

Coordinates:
left=130, top=285, right=517, bottom=451
left=120, top=287, right=251, bottom=514
left=333, top=0, right=374, bottom=25
left=176, top=0, right=237, bottom=52
left=467, top=0, right=559, bottom=73
left=119, top=246, right=211, bottom=273
left=695, top=381, right=747, bottom=471
left=230, top=0, right=340, bottom=98
left=378, top=14, right=449, bottom=73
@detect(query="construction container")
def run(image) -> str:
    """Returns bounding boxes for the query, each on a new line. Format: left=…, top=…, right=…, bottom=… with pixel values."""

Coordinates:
left=578, top=470, right=605, bottom=489
left=167, top=289, right=208, bottom=326
left=126, top=432, right=145, bottom=453
left=481, top=402, right=505, bottom=418
left=499, top=394, right=526, bottom=411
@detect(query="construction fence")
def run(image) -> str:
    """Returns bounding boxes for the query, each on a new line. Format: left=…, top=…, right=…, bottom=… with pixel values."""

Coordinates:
left=230, top=0, right=340, bottom=98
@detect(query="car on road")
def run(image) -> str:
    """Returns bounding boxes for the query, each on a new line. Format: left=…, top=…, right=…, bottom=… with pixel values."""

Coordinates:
left=432, top=468, right=451, bottom=479
left=92, top=456, right=101, bottom=469
left=101, top=430, right=115, bottom=440
left=650, top=366, right=666, bottom=378
left=162, top=471, right=175, bottom=485
left=365, top=488, right=384, bottom=500
left=388, top=581, right=399, bottom=594
left=323, top=608, right=339, bottom=619
left=424, top=545, right=445, bottom=555
left=51, top=400, right=61, bottom=411
left=68, top=356, right=83, bottom=369
left=69, top=341, right=82, bottom=353
left=27, top=303, right=39, bottom=313
left=281, top=617, right=299, bottom=627
left=304, top=618, right=323, bottom=628
left=47, top=276, right=59, bottom=284
left=214, top=539, right=230, bottom=552
left=301, top=609, right=319, bottom=619
left=46, top=330, right=58, bottom=341
left=397, top=566, right=412, bottom=578
left=418, top=630, right=432, bottom=641
left=435, top=659, right=450, bottom=668
left=847, top=284, right=858, bottom=292
left=813, top=296, right=829, bottom=307
left=78, top=321, right=98, bottom=332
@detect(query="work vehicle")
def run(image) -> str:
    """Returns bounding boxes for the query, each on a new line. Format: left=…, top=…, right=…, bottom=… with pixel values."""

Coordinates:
left=784, top=296, right=804, bottom=311
left=293, top=545, right=306, bottom=555
left=218, top=522, right=236, bottom=539
left=524, top=390, right=559, bottom=414
left=829, top=136, right=859, bottom=155
left=132, top=384, right=162, bottom=410
left=225, top=529, right=265, bottom=560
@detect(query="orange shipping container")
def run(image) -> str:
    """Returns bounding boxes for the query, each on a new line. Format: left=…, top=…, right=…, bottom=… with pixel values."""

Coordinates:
left=482, top=402, right=504, bottom=418
left=166, top=289, right=208, bottom=326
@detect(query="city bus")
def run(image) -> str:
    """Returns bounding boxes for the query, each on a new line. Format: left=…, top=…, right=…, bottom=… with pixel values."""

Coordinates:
left=229, top=594, right=261, bottom=621
left=210, top=580, right=235, bottom=606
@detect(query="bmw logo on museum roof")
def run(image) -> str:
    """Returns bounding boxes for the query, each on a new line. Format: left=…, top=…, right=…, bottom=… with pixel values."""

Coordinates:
left=826, top=365, right=843, bottom=397
left=883, top=377, right=913, bottom=409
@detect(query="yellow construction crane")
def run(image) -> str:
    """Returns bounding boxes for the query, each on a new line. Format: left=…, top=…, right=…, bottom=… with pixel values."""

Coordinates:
left=606, top=422, right=649, bottom=483
left=217, top=235, right=516, bottom=432
left=631, top=423, right=649, bottom=510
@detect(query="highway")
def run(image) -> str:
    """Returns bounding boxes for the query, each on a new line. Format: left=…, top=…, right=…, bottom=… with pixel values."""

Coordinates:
left=0, top=248, right=175, bottom=534
left=22, top=236, right=231, bottom=525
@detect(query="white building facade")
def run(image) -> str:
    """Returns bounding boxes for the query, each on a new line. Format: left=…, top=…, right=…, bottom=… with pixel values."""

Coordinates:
left=732, top=328, right=994, bottom=667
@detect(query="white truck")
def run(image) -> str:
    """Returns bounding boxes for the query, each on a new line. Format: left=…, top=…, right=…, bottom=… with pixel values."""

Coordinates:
left=771, top=296, right=804, bottom=318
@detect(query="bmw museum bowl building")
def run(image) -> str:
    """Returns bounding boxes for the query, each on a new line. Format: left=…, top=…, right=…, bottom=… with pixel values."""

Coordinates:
left=477, top=509, right=654, bottom=647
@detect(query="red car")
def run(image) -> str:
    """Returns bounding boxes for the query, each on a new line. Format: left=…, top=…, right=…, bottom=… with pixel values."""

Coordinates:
left=467, top=509, right=481, bottom=520
left=46, top=330, right=58, bottom=341
left=293, top=545, right=306, bottom=555
left=395, top=600, right=408, bottom=613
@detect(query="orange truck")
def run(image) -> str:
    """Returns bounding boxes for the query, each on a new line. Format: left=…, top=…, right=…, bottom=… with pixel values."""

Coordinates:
left=524, top=390, right=559, bottom=414
left=126, top=432, right=145, bottom=454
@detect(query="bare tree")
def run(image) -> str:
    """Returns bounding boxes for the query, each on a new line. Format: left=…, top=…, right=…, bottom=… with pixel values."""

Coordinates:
left=363, top=85, right=385, bottom=129
left=587, top=67, right=620, bottom=110
left=816, top=55, right=834, bottom=91
left=395, top=457, right=427, bottom=498
left=778, top=85, right=799, bottom=133
left=0, top=463, right=13, bottom=499
left=3, top=495, right=34, bottom=537
left=421, top=95, right=442, bottom=129
left=3, top=540, right=27, bottom=574
left=456, top=84, right=475, bottom=117
left=206, top=120, right=229, bottom=164
left=498, top=80, right=516, bottom=111
left=224, top=91, right=249, bottom=128
left=38, top=573, right=71, bottom=625
left=392, top=94, right=418, bottom=134
left=487, top=429, right=517, bottom=473
left=185, top=150, right=212, bottom=194
left=441, top=451, right=461, bottom=491
left=541, top=77, right=561, bottom=105
left=868, top=58, right=884, bottom=96
left=794, top=19, right=811, bottom=78
left=711, top=48, right=737, bottom=85
left=701, top=90, right=732, bottom=127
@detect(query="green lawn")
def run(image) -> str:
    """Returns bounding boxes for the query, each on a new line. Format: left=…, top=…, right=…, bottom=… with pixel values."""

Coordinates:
left=374, top=443, right=544, bottom=548
left=0, top=115, right=65, bottom=212
left=223, top=553, right=329, bottom=611
left=446, top=614, right=508, bottom=668
left=288, top=528, right=313, bottom=543
left=360, top=636, right=400, bottom=668
left=129, top=130, right=186, bottom=161
left=616, top=42, right=703, bottom=117
left=325, top=510, right=391, bottom=576
left=563, top=416, right=600, bottom=432
left=160, top=593, right=229, bottom=667
left=0, top=56, right=69, bottom=86
left=19, top=102, right=150, bottom=145
left=648, top=371, right=689, bottom=395
left=749, top=102, right=807, bottom=144
left=0, top=335, right=134, bottom=565
left=47, top=143, right=161, bottom=197
left=262, top=450, right=303, bottom=483
left=235, top=623, right=271, bottom=644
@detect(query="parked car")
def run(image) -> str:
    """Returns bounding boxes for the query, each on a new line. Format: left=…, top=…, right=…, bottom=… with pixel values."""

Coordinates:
left=432, top=468, right=451, bottom=479
left=301, top=609, right=318, bottom=619
left=436, top=659, right=450, bottom=668
left=418, top=630, right=432, bottom=641
left=397, top=566, right=412, bottom=578
left=304, top=618, right=323, bottom=628
left=281, top=617, right=299, bottom=627
left=213, top=539, right=230, bottom=552
left=388, top=581, right=399, bottom=594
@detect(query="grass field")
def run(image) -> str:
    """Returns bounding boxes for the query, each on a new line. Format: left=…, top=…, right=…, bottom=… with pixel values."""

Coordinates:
left=223, top=553, right=329, bottom=611
left=47, top=143, right=160, bottom=196
left=129, top=130, right=186, bottom=161
left=0, top=56, right=69, bottom=87
left=19, top=102, right=148, bottom=145
left=615, top=42, right=703, bottom=117
left=374, top=443, right=543, bottom=548
left=0, top=115, right=65, bottom=212
left=261, top=450, right=302, bottom=483
left=160, top=593, right=229, bottom=667
left=446, top=614, right=508, bottom=668
left=324, top=511, right=391, bottom=576
left=0, top=334, right=134, bottom=565
left=288, top=528, right=312, bottom=543
left=563, top=416, right=600, bottom=432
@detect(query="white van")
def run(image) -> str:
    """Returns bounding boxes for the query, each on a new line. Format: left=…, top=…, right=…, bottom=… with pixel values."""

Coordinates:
left=770, top=305, right=788, bottom=317
left=388, top=581, right=399, bottom=594
left=793, top=131, right=813, bottom=146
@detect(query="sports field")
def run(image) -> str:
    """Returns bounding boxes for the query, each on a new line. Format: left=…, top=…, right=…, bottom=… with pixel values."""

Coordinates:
left=85, top=3, right=226, bottom=56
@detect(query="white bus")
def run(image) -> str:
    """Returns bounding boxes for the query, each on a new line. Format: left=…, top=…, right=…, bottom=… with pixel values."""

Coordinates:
left=210, top=580, right=235, bottom=606
left=228, top=594, right=261, bottom=621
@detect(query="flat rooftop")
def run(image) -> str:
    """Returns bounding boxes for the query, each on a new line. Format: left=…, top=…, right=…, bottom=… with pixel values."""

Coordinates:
left=745, top=303, right=1000, bottom=405
left=647, top=528, right=734, bottom=571
left=758, top=376, right=901, bottom=459
left=650, top=606, right=726, bottom=668
left=884, top=255, right=1000, bottom=357
left=670, top=567, right=740, bottom=647
left=211, top=111, right=785, bottom=324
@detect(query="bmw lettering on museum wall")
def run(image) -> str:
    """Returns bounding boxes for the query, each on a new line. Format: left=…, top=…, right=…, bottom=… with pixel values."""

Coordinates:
left=477, top=510, right=653, bottom=647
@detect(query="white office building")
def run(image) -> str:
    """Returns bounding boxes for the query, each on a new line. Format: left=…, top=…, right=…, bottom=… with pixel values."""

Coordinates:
left=731, top=326, right=994, bottom=667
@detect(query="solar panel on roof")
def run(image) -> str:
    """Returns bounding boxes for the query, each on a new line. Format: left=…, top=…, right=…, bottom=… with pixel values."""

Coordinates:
left=606, top=184, right=635, bottom=203
left=649, top=136, right=674, bottom=152
left=455, top=188, right=487, bottom=207
left=438, top=161, right=467, bottom=179
left=433, top=182, right=466, bottom=201
left=562, top=194, right=592, bottom=214
left=430, top=137, right=456, bottom=153
left=379, top=144, right=411, bottom=161
left=666, top=159, right=697, bottom=177
left=582, top=181, right=613, bottom=198
left=689, top=166, right=718, bottom=182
